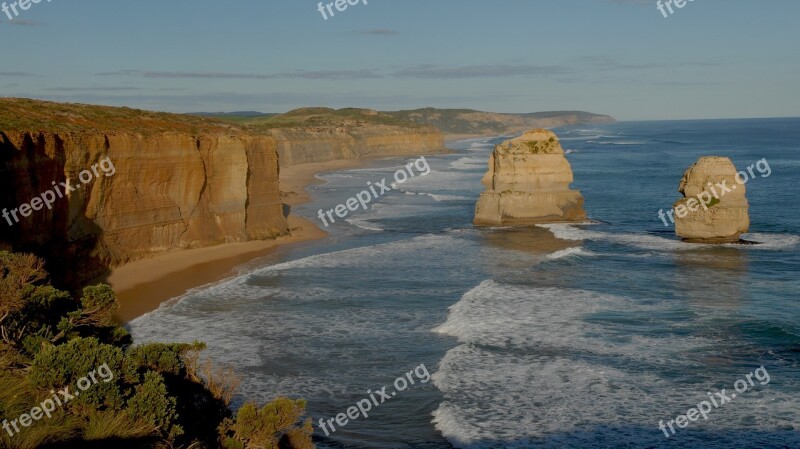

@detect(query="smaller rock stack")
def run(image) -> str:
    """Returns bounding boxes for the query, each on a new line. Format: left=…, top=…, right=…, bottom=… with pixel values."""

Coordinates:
left=474, top=129, right=586, bottom=226
left=674, top=156, right=750, bottom=243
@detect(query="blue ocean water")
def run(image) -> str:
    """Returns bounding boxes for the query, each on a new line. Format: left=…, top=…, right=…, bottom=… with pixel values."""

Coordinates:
left=129, top=118, right=800, bottom=449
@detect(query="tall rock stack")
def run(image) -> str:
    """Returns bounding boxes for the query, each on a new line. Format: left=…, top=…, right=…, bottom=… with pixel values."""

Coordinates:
left=674, top=156, right=749, bottom=243
left=473, top=129, right=586, bottom=226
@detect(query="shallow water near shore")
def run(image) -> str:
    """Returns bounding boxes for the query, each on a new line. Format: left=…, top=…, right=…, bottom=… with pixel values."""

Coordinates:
left=128, top=118, right=800, bottom=449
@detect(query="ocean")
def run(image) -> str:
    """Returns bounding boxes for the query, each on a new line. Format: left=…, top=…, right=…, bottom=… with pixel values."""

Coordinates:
left=128, top=118, right=800, bottom=449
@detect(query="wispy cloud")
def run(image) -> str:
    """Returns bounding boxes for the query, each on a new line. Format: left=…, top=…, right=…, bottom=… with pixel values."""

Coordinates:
left=357, top=29, right=398, bottom=36
left=98, top=69, right=383, bottom=80
left=0, top=71, right=33, bottom=77
left=41, top=86, right=144, bottom=92
left=91, top=57, right=725, bottom=86
left=581, top=56, right=724, bottom=71
left=0, top=19, right=41, bottom=26
left=393, top=64, right=573, bottom=79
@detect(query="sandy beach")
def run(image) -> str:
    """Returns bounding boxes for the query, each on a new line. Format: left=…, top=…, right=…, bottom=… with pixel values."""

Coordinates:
left=110, top=159, right=366, bottom=323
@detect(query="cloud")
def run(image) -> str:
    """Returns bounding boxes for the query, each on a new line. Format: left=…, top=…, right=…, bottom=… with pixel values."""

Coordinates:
left=41, top=86, right=144, bottom=92
left=98, top=69, right=383, bottom=80
left=580, top=56, right=723, bottom=71
left=393, top=64, right=573, bottom=79
left=0, top=18, right=40, bottom=26
left=0, top=71, right=33, bottom=77
left=91, top=57, right=724, bottom=87
left=357, top=29, right=398, bottom=35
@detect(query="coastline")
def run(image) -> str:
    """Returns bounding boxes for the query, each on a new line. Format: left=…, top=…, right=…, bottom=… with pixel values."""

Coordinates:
left=110, top=159, right=365, bottom=323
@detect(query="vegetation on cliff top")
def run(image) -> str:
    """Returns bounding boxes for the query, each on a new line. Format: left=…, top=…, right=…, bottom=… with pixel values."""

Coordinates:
left=223, top=107, right=428, bottom=130
left=0, top=99, right=427, bottom=135
left=385, top=108, right=616, bottom=135
left=0, top=98, right=238, bottom=135
left=0, top=251, right=314, bottom=449
left=201, top=107, right=616, bottom=136
left=1, top=99, right=613, bottom=138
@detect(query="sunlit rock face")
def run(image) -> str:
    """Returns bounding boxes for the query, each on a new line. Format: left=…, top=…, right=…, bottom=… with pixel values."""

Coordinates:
left=474, top=129, right=586, bottom=226
left=674, top=156, right=749, bottom=243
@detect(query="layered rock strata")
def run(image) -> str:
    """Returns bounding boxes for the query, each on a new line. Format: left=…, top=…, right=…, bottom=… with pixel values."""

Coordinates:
left=674, top=156, right=749, bottom=243
left=0, top=99, right=450, bottom=285
left=474, top=130, right=586, bottom=226
left=0, top=131, right=287, bottom=284
left=269, top=126, right=445, bottom=166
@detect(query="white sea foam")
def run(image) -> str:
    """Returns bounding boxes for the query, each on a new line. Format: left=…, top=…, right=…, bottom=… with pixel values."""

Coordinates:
left=469, top=142, right=494, bottom=149
left=740, top=233, right=800, bottom=250
left=345, top=216, right=384, bottom=231
left=540, top=224, right=692, bottom=251
left=427, top=193, right=472, bottom=202
left=432, top=280, right=800, bottom=448
left=537, top=224, right=800, bottom=254
left=449, top=156, right=489, bottom=170
left=128, top=232, right=469, bottom=409
left=545, top=247, right=595, bottom=260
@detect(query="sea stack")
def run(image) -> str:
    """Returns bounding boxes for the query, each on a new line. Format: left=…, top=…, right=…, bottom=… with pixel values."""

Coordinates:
left=674, top=156, right=749, bottom=243
left=474, top=129, right=586, bottom=226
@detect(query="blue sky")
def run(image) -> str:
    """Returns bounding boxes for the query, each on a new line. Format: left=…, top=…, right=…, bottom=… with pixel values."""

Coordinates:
left=1, top=0, right=798, bottom=120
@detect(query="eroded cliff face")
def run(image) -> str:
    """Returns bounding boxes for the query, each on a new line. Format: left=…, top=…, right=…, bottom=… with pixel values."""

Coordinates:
left=0, top=130, right=287, bottom=284
left=674, top=156, right=749, bottom=243
left=268, top=126, right=446, bottom=166
left=474, top=129, right=586, bottom=226
left=0, top=99, right=449, bottom=286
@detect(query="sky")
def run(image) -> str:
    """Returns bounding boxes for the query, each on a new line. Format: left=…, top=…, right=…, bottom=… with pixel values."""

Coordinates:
left=1, top=0, right=799, bottom=120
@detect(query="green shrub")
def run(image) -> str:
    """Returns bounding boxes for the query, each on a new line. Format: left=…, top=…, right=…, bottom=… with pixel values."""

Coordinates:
left=219, top=398, right=313, bottom=449
left=0, top=251, right=315, bottom=448
left=29, top=337, right=128, bottom=412
left=126, top=371, right=181, bottom=438
left=127, top=342, right=205, bottom=376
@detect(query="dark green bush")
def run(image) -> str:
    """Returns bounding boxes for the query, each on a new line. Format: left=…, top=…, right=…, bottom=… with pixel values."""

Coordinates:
left=219, top=398, right=314, bottom=449
left=29, top=337, right=129, bottom=412
left=1, top=251, right=315, bottom=448
left=126, top=371, right=180, bottom=438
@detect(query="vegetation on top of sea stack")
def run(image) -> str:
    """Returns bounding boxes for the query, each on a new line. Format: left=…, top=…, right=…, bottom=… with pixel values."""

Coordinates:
left=0, top=251, right=315, bottom=449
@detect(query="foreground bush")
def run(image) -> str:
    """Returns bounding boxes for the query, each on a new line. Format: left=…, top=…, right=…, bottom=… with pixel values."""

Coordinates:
left=0, top=251, right=315, bottom=449
left=219, top=398, right=314, bottom=449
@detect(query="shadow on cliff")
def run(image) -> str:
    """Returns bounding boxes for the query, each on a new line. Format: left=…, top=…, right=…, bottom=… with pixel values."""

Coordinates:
left=0, top=131, right=111, bottom=289
left=283, top=202, right=292, bottom=219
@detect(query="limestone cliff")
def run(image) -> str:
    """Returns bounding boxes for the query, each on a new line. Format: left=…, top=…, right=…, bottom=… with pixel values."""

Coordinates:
left=228, top=108, right=448, bottom=166
left=268, top=126, right=445, bottom=166
left=0, top=129, right=287, bottom=285
left=674, top=156, right=749, bottom=243
left=0, top=99, right=450, bottom=285
left=474, top=129, right=586, bottom=226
